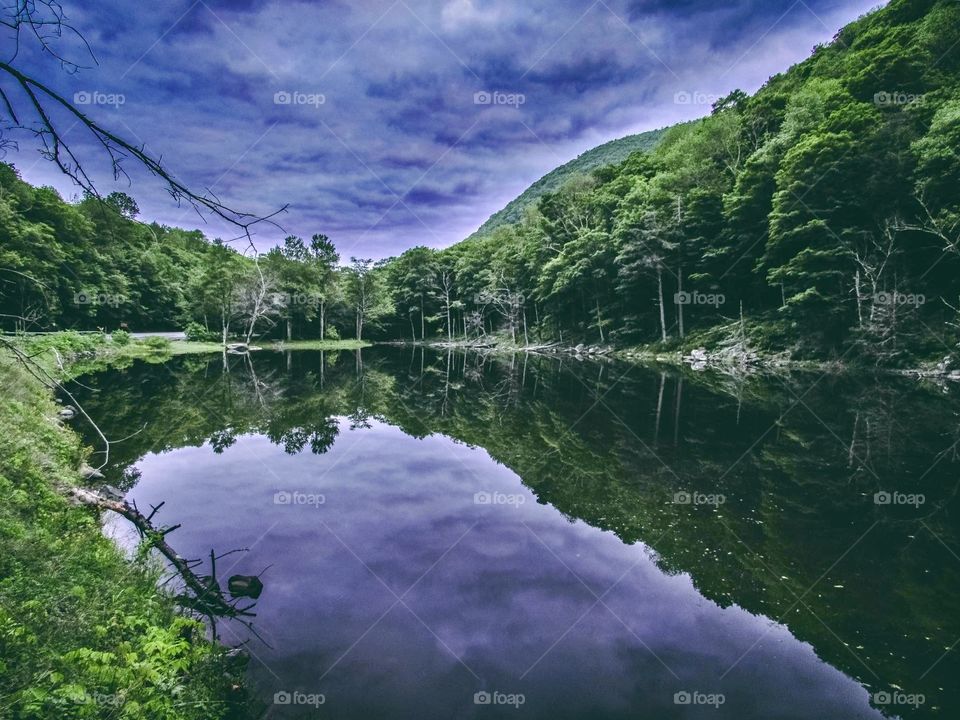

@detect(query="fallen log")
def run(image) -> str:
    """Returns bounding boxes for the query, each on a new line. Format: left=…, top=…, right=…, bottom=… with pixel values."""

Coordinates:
left=69, top=486, right=255, bottom=619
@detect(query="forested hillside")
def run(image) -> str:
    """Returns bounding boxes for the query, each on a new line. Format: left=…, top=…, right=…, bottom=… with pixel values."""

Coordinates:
left=377, top=0, right=960, bottom=363
left=0, top=166, right=383, bottom=342
left=2, top=0, right=959, bottom=365
left=469, top=126, right=670, bottom=237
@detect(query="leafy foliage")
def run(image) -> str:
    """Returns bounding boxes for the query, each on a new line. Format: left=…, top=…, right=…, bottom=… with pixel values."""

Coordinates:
left=368, top=0, right=960, bottom=363
left=0, top=352, right=250, bottom=719
left=2, top=0, right=958, bottom=364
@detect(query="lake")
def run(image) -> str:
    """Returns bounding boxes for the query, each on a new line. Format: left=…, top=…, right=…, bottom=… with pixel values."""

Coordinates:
left=69, top=347, right=960, bottom=719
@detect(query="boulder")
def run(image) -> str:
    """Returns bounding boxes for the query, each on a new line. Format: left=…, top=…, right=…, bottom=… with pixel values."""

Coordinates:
left=79, top=464, right=105, bottom=481
left=227, top=574, right=264, bottom=599
left=102, top=485, right=125, bottom=501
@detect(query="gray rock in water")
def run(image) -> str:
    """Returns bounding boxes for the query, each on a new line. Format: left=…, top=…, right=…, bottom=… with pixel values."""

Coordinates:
left=228, top=574, right=264, bottom=599
left=102, top=485, right=125, bottom=501
left=80, top=464, right=104, bottom=480
left=58, top=405, right=76, bottom=420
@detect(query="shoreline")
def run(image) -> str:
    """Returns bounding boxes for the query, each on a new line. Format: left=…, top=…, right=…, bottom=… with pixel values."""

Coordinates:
left=380, top=337, right=959, bottom=381
left=0, top=334, right=252, bottom=718
left=14, top=331, right=959, bottom=382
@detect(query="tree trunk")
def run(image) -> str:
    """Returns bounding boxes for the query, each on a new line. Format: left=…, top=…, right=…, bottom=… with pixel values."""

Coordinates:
left=657, top=268, right=667, bottom=343
left=673, top=376, right=683, bottom=445
left=446, top=298, right=452, bottom=341
left=854, top=270, right=864, bottom=328
left=677, top=265, right=684, bottom=339
left=654, top=372, right=665, bottom=445
left=286, top=317, right=292, bottom=341
left=595, top=297, right=604, bottom=343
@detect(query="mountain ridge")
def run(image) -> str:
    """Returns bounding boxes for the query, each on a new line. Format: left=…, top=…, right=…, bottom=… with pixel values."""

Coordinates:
left=468, top=125, right=673, bottom=239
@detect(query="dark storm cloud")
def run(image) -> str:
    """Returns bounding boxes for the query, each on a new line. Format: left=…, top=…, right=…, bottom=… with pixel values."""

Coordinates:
left=9, top=0, right=883, bottom=258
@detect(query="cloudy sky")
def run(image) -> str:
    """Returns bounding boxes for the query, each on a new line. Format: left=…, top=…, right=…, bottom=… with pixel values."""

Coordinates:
left=9, top=0, right=881, bottom=259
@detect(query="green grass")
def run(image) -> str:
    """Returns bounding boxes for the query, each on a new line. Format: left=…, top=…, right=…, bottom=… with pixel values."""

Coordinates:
left=3, top=334, right=373, bottom=380
left=264, top=339, right=370, bottom=351
left=168, top=341, right=225, bottom=355
left=0, top=336, right=250, bottom=719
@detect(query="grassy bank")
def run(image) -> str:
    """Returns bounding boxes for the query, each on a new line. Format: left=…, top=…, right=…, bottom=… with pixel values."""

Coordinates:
left=267, top=339, right=370, bottom=351
left=0, top=334, right=250, bottom=719
left=3, top=332, right=373, bottom=376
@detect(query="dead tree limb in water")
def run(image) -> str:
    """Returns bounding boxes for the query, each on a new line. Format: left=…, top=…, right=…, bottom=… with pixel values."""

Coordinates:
left=69, top=486, right=256, bottom=620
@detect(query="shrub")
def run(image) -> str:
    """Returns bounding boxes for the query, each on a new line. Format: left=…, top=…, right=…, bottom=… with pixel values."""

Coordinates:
left=325, top=325, right=341, bottom=340
left=184, top=322, right=218, bottom=343
left=20, top=331, right=105, bottom=359
left=111, top=329, right=131, bottom=345
left=139, top=336, right=172, bottom=352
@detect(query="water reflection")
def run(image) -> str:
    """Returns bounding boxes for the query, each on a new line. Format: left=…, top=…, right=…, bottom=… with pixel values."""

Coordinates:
left=72, top=348, right=960, bottom=718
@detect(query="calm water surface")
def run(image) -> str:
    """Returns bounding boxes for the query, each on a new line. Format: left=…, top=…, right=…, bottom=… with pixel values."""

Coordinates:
left=71, top=348, right=960, bottom=719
